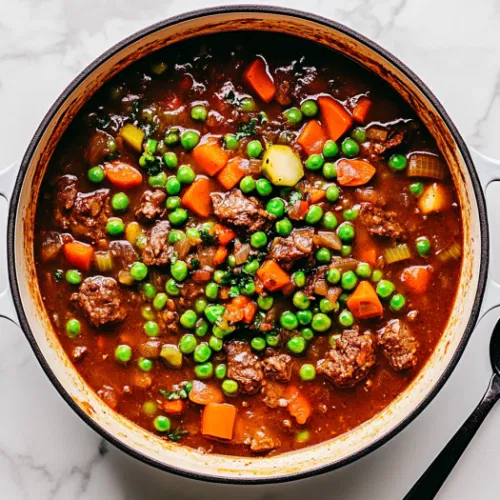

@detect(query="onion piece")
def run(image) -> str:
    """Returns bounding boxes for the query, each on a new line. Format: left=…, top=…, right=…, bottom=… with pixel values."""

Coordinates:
left=313, top=279, right=329, bottom=296
left=234, top=243, right=251, bottom=265
left=384, top=244, right=411, bottom=264
left=245, top=159, right=263, bottom=175
left=198, top=246, right=216, bottom=268
left=174, top=237, right=191, bottom=260
left=331, top=257, right=359, bottom=272
left=437, top=242, right=461, bottom=262
left=40, top=231, right=63, bottom=263
left=407, top=153, right=447, bottom=180
left=118, top=269, right=135, bottom=286
left=327, top=286, right=342, bottom=303
left=314, top=231, right=342, bottom=251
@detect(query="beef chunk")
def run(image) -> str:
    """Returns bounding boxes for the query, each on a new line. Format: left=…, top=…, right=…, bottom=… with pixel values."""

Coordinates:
left=54, top=175, right=78, bottom=228
left=275, top=80, right=292, bottom=106
left=225, top=340, right=263, bottom=394
left=269, top=229, right=314, bottom=268
left=135, top=190, right=167, bottom=223
left=69, top=189, right=110, bottom=242
left=317, top=329, right=376, bottom=388
left=262, top=354, right=293, bottom=382
left=109, top=240, right=138, bottom=267
left=85, top=130, right=113, bottom=166
left=71, top=276, right=126, bottom=327
left=142, top=221, right=172, bottom=266
left=359, top=202, right=405, bottom=239
left=211, top=189, right=273, bottom=233
left=371, top=129, right=406, bottom=155
left=250, top=430, right=279, bottom=453
left=378, top=319, right=419, bottom=371
left=261, top=380, right=288, bottom=409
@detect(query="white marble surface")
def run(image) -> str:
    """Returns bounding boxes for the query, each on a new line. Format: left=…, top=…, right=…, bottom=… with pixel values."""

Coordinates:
left=1, top=0, right=500, bottom=498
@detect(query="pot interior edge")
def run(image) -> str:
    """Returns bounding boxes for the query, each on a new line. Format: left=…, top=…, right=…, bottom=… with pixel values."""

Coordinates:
left=13, top=10, right=482, bottom=480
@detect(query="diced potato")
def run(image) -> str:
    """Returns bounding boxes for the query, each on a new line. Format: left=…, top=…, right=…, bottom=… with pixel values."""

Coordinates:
left=160, top=344, right=182, bottom=368
left=418, top=183, right=450, bottom=214
left=120, top=123, right=145, bottom=152
left=262, top=145, right=304, bottom=186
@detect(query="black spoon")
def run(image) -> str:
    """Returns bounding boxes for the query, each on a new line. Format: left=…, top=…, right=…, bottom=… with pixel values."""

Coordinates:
left=405, top=317, right=500, bottom=499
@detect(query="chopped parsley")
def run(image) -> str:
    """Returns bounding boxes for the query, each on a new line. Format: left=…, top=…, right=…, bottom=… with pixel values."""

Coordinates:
left=168, top=428, right=188, bottom=442
left=53, top=269, right=64, bottom=282
left=140, top=154, right=162, bottom=176
left=235, top=118, right=258, bottom=141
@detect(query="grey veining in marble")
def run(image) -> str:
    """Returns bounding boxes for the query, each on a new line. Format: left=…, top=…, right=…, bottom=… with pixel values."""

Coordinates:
left=1, top=0, right=500, bottom=498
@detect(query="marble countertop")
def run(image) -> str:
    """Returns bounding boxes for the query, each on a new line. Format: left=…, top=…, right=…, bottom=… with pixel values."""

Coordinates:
left=1, top=0, right=500, bottom=498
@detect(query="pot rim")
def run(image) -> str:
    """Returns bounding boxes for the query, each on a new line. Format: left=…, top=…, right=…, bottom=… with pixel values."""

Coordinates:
left=6, top=4, right=489, bottom=484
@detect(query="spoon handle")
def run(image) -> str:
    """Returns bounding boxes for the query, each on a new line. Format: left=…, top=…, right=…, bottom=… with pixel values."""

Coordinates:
left=405, top=373, right=500, bottom=500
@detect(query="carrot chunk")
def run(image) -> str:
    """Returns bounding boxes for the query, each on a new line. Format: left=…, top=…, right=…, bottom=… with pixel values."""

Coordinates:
left=347, top=281, right=383, bottom=319
left=213, top=224, right=236, bottom=246
left=317, top=95, right=353, bottom=141
left=213, top=246, right=228, bottom=266
left=104, top=160, right=143, bottom=189
left=352, top=97, right=372, bottom=123
left=216, top=157, right=247, bottom=190
left=297, top=120, right=327, bottom=155
left=256, top=260, right=291, bottom=292
left=189, top=381, right=224, bottom=405
left=63, top=241, right=94, bottom=272
left=401, top=266, right=432, bottom=294
left=336, top=159, right=376, bottom=187
left=163, top=399, right=185, bottom=415
left=181, top=177, right=216, bottom=217
left=224, top=296, right=257, bottom=324
left=193, top=136, right=230, bottom=176
left=202, top=403, right=237, bottom=440
left=286, top=386, right=312, bottom=425
left=243, top=57, right=276, bottom=103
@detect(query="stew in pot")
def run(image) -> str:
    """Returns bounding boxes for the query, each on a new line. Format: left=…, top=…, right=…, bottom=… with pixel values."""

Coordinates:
left=34, top=33, right=463, bottom=456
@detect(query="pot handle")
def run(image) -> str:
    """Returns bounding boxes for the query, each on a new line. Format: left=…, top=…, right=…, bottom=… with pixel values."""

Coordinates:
left=0, top=162, right=20, bottom=327
left=471, top=147, right=500, bottom=320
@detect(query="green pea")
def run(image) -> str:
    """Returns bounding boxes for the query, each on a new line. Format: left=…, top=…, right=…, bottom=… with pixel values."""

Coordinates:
left=389, top=154, right=407, bottom=171
left=154, top=415, right=171, bottom=433
left=275, top=218, right=292, bottom=236
left=338, top=293, right=350, bottom=305
left=165, top=129, right=180, bottom=146
left=293, top=271, right=306, bottom=288
left=376, top=280, right=395, bottom=299
left=319, top=298, right=335, bottom=313
left=186, top=227, right=200, bottom=243
left=204, top=304, right=225, bottom=323
left=171, top=260, right=188, bottom=281
left=266, top=333, right=280, bottom=347
left=341, top=270, right=358, bottom=291
left=326, top=268, right=341, bottom=284
left=88, top=166, right=105, bottom=183
left=251, top=337, right=266, bottom=351
left=240, top=175, right=256, bottom=193
left=149, top=171, right=167, bottom=188
left=266, top=198, right=286, bottom=218
left=301, top=327, right=314, bottom=341
left=180, top=310, right=197, bottom=330
left=323, top=162, right=337, bottom=179
left=111, top=192, right=129, bottom=212
left=195, top=362, right=214, bottom=380
left=250, top=231, right=267, bottom=248
left=280, top=311, right=299, bottom=330
left=300, top=99, right=319, bottom=117
left=177, top=165, right=196, bottom=184
left=193, top=343, right=212, bottom=363
left=164, top=151, right=178, bottom=169
left=256, top=178, right=272, bottom=196
left=130, top=262, right=148, bottom=281
left=356, top=263, right=372, bottom=278
left=316, top=248, right=331, bottom=263
left=212, top=270, right=225, bottom=284
left=179, top=333, right=197, bottom=353
left=165, top=196, right=180, bottom=211
left=165, top=177, right=180, bottom=195
left=106, top=217, right=125, bottom=236
left=293, top=291, right=310, bottom=310
left=343, top=206, right=359, bottom=220
left=338, top=309, right=354, bottom=327
left=321, top=212, right=338, bottom=230
left=341, top=138, right=359, bottom=157
left=241, top=97, right=256, bottom=112
left=224, top=134, right=239, bottom=150
left=305, top=154, right=324, bottom=170
left=305, top=205, right=323, bottom=224
left=165, top=278, right=180, bottom=296
left=222, top=379, right=239, bottom=395
left=65, top=270, right=82, bottom=286
left=311, top=313, right=331, bottom=332
left=169, top=208, right=188, bottom=226
left=141, top=305, right=155, bottom=321
left=138, top=357, right=153, bottom=372
left=297, top=309, right=313, bottom=325
left=143, top=283, right=157, bottom=300
left=195, top=319, right=209, bottom=337
left=323, top=140, right=339, bottom=158
left=300, top=363, right=316, bottom=381
left=107, top=138, right=117, bottom=153
left=390, top=293, right=406, bottom=311
left=326, top=184, right=340, bottom=202
left=257, top=296, right=274, bottom=311
left=240, top=281, right=256, bottom=296
left=168, top=230, right=185, bottom=244
left=181, top=130, right=200, bottom=150
left=153, top=292, right=168, bottom=311
left=142, top=401, right=158, bottom=417
left=341, top=245, right=352, bottom=257
left=372, top=269, right=383, bottom=283
left=287, top=336, right=307, bottom=354
left=247, top=140, right=263, bottom=158
left=66, top=319, right=81, bottom=338
left=115, top=344, right=132, bottom=363
left=209, top=336, right=223, bottom=352
left=337, top=223, right=355, bottom=243
left=144, top=321, right=160, bottom=337
left=243, top=260, right=259, bottom=275
left=205, top=282, right=219, bottom=300
left=194, top=298, right=208, bottom=314
left=191, top=105, right=207, bottom=122
left=351, top=127, right=366, bottom=143
left=215, top=363, right=227, bottom=379
left=416, top=236, right=431, bottom=256
left=410, top=182, right=424, bottom=196
left=283, top=107, right=303, bottom=124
